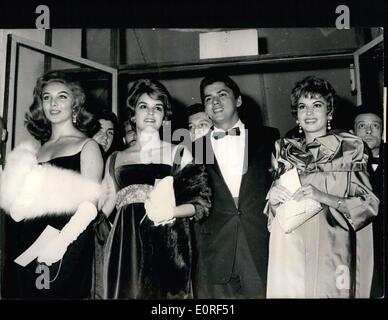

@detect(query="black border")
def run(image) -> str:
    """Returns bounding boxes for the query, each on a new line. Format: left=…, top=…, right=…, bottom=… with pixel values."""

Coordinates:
left=0, top=0, right=387, bottom=316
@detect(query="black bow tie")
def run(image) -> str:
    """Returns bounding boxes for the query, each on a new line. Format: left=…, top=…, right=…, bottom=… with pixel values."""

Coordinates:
left=212, top=127, right=241, bottom=140
left=370, top=157, right=380, bottom=165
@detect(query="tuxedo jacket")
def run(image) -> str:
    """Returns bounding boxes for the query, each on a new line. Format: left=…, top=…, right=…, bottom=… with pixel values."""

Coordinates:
left=369, top=145, right=384, bottom=297
left=192, top=125, right=279, bottom=285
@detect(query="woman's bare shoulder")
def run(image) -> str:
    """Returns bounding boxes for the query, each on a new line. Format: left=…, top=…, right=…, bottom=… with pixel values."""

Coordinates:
left=38, top=135, right=93, bottom=161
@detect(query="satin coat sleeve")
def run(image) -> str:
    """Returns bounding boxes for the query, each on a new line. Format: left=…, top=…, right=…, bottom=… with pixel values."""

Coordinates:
left=319, top=133, right=379, bottom=231
left=329, top=167, right=379, bottom=231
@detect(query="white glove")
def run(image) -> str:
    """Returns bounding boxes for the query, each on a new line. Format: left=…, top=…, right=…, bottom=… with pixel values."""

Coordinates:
left=37, top=201, right=97, bottom=266
left=144, top=176, right=176, bottom=226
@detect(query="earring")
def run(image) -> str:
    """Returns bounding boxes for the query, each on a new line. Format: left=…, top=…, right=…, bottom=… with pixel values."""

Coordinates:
left=327, top=116, right=332, bottom=131
left=72, top=109, right=77, bottom=125
left=296, top=120, right=302, bottom=134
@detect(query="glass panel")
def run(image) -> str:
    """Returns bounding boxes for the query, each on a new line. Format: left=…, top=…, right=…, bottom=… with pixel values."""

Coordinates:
left=7, top=40, right=115, bottom=148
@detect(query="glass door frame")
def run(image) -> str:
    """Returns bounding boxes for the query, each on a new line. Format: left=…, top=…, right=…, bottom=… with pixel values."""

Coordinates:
left=2, top=33, right=118, bottom=155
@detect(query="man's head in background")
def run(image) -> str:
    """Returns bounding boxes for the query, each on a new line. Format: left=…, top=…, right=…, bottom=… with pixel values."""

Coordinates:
left=187, top=103, right=213, bottom=141
left=352, top=108, right=383, bottom=158
left=123, top=120, right=136, bottom=147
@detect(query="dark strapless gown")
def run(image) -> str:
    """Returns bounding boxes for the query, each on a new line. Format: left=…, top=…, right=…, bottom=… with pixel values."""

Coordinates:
left=9, top=152, right=95, bottom=299
left=103, top=148, right=211, bottom=299
left=104, top=161, right=197, bottom=299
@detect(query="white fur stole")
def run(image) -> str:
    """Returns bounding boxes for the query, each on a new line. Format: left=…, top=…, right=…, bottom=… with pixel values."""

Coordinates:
left=0, top=141, right=102, bottom=222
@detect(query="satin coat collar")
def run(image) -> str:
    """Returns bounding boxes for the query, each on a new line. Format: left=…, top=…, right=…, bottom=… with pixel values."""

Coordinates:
left=274, top=130, right=368, bottom=179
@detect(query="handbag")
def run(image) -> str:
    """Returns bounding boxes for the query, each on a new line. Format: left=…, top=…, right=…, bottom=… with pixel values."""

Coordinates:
left=275, top=167, right=322, bottom=233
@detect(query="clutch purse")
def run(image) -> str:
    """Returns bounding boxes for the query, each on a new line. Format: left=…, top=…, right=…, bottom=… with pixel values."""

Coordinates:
left=276, top=167, right=322, bottom=233
left=276, top=198, right=322, bottom=233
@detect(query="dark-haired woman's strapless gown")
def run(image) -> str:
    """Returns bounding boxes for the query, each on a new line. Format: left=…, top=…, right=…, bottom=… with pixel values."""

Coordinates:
left=9, top=153, right=95, bottom=299
left=103, top=155, right=211, bottom=299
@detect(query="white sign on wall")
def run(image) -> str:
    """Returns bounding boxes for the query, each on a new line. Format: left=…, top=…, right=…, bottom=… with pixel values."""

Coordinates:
left=199, top=29, right=258, bottom=59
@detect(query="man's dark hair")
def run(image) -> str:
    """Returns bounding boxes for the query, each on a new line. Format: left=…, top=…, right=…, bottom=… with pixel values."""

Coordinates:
left=200, top=74, right=241, bottom=104
left=352, top=105, right=383, bottom=125
left=186, top=103, right=205, bottom=118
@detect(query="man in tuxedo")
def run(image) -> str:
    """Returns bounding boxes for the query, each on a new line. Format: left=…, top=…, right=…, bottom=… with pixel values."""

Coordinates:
left=193, top=74, right=279, bottom=298
left=352, top=109, right=384, bottom=298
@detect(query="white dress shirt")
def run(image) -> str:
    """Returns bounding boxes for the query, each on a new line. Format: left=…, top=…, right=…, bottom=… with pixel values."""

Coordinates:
left=211, top=119, right=246, bottom=198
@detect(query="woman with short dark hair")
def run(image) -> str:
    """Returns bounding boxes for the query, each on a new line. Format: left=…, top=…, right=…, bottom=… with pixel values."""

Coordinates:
left=265, top=76, right=379, bottom=298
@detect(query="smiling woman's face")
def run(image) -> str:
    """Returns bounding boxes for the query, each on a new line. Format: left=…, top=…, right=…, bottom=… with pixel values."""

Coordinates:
left=297, top=94, right=330, bottom=138
left=134, top=93, right=165, bottom=132
left=42, top=82, right=75, bottom=125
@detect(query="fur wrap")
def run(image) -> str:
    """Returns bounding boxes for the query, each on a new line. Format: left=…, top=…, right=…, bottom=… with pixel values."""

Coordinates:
left=139, top=163, right=211, bottom=298
left=0, top=141, right=102, bottom=222
left=173, top=163, right=211, bottom=221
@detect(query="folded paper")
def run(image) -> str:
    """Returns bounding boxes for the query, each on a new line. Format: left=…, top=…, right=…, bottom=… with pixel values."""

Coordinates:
left=14, top=225, right=60, bottom=267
